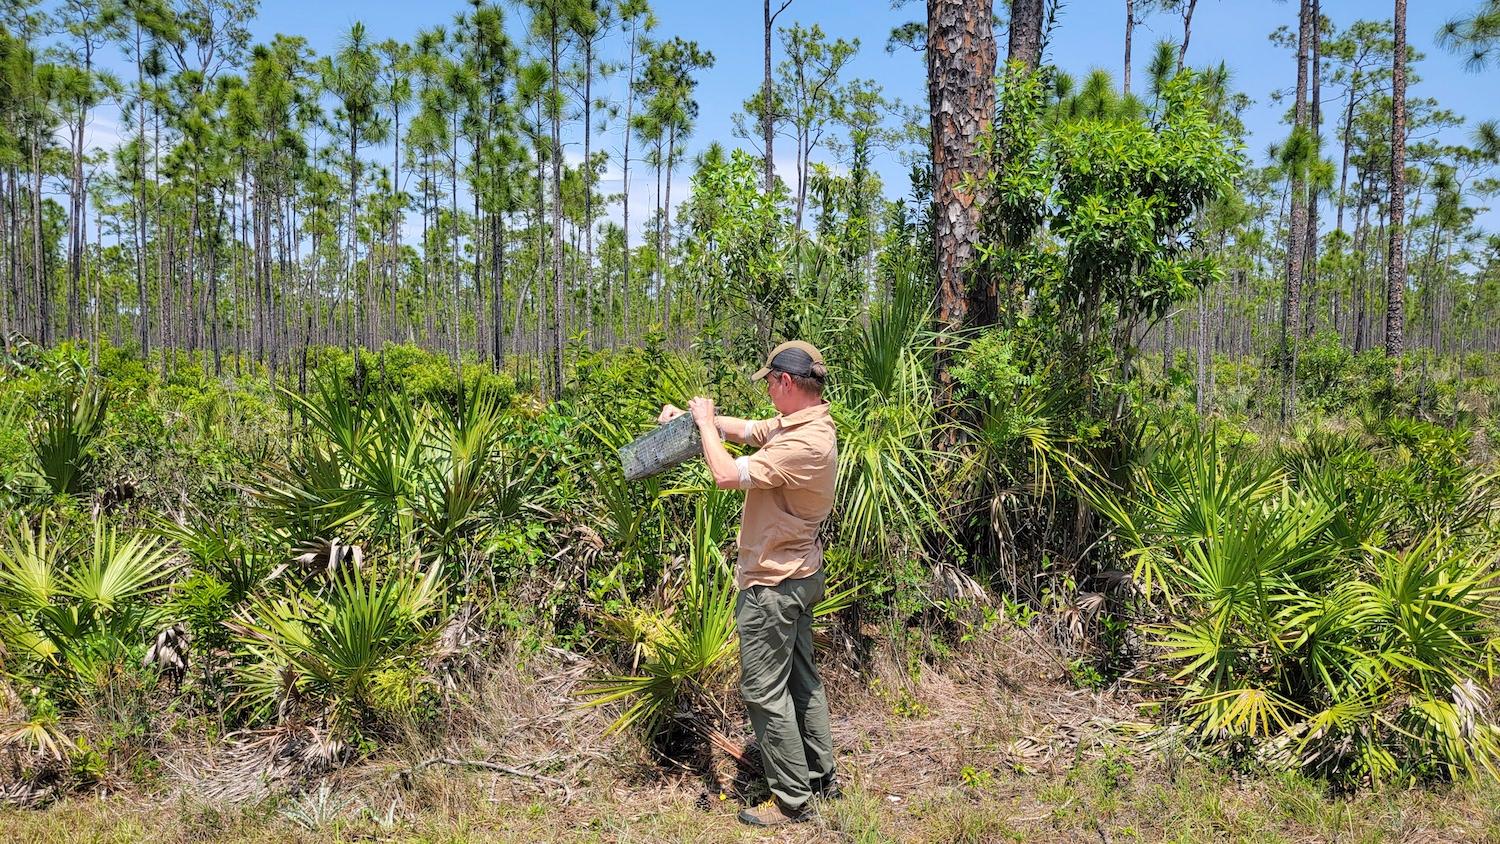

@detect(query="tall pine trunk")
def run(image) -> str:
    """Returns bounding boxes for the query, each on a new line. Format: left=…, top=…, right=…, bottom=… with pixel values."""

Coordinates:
left=621, top=17, right=640, bottom=347
left=763, top=0, right=786, bottom=193
left=549, top=19, right=566, bottom=397
left=1281, top=0, right=1311, bottom=424
left=1303, top=0, right=1322, bottom=339
left=1385, top=0, right=1407, bottom=358
left=928, top=0, right=997, bottom=404
left=583, top=35, right=596, bottom=350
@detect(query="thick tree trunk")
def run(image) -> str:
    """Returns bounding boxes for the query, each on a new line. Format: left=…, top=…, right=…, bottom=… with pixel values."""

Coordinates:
left=928, top=0, right=997, bottom=407
left=1386, top=0, right=1407, bottom=358
left=1123, top=0, right=1135, bottom=94
left=1008, top=0, right=1045, bottom=73
left=970, top=0, right=1043, bottom=330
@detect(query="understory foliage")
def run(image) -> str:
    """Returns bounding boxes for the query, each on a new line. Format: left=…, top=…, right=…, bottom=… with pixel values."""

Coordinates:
left=1087, top=424, right=1500, bottom=786
left=1, top=324, right=1498, bottom=798
left=584, top=487, right=740, bottom=737
left=0, top=517, right=179, bottom=707
left=0, top=50, right=1497, bottom=811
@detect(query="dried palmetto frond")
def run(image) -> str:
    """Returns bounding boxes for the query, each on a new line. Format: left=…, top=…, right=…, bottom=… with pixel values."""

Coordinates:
left=930, top=560, right=989, bottom=605
left=428, top=602, right=484, bottom=687
left=284, top=536, right=364, bottom=580
left=1057, top=591, right=1105, bottom=645
left=0, top=718, right=75, bottom=762
left=1452, top=679, right=1490, bottom=741
left=183, top=724, right=351, bottom=804
left=144, top=623, right=191, bottom=688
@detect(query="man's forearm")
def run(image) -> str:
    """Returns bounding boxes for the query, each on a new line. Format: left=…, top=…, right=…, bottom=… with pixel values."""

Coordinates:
left=713, top=414, right=757, bottom=445
left=698, top=418, right=743, bottom=489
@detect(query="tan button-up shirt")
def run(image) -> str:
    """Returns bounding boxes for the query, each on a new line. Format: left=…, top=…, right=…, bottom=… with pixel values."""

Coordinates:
left=731, top=403, right=838, bottom=589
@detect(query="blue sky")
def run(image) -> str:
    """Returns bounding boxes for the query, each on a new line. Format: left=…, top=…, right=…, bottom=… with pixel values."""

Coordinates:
left=83, top=0, right=1500, bottom=238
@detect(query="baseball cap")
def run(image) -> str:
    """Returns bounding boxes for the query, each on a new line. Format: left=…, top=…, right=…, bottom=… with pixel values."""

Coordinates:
left=751, top=340, right=826, bottom=381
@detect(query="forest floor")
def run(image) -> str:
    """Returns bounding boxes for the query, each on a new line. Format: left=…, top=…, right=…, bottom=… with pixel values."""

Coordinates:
left=3, top=626, right=1498, bottom=843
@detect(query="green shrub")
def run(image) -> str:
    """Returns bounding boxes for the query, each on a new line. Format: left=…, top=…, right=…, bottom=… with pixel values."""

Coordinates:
left=0, top=514, right=180, bottom=708
left=306, top=344, right=516, bottom=410
left=251, top=376, right=536, bottom=574
left=582, top=487, right=742, bottom=737
left=229, top=562, right=444, bottom=736
left=1087, top=424, right=1500, bottom=786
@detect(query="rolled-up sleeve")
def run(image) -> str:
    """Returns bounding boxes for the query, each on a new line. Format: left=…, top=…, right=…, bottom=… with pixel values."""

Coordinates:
left=745, top=418, right=780, bottom=447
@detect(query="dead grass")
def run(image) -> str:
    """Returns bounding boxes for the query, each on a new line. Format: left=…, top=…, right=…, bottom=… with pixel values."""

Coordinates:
left=5, top=628, right=1500, bottom=843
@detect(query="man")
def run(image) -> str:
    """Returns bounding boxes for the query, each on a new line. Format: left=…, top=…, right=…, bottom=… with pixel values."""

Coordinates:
left=657, top=340, right=839, bottom=827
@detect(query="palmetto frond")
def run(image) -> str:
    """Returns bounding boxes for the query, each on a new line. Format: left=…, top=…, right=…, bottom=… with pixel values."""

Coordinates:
left=1096, top=421, right=1500, bottom=785
left=830, top=272, right=947, bottom=557
left=0, top=514, right=180, bottom=698
left=257, top=378, right=536, bottom=570
left=31, top=378, right=108, bottom=497
left=229, top=562, right=443, bottom=730
left=583, top=488, right=739, bottom=737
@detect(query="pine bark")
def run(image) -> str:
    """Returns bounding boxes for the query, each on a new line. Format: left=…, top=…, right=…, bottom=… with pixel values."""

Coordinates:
left=928, top=0, right=997, bottom=403
left=1385, top=0, right=1407, bottom=358
left=1281, top=0, right=1311, bottom=424
left=550, top=19, right=566, bottom=396
left=1303, top=0, right=1322, bottom=339
left=1008, top=0, right=1045, bottom=73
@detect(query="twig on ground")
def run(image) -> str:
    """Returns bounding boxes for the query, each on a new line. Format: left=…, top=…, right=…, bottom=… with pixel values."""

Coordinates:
left=408, top=756, right=573, bottom=803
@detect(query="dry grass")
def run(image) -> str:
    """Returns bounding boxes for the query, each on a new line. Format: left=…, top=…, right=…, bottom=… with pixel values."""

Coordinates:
left=5, top=628, right=1500, bottom=843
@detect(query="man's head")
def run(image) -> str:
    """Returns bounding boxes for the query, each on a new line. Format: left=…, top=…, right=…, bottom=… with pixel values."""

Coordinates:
left=752, top=340, right=827, bottom=413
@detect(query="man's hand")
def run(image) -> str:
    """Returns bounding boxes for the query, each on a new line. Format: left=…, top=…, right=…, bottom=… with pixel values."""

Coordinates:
left=688, top=396, right=738, bottom=489
left=688, top=396, right=716, bottom=428
left=658, top=403, right=685, bottom=424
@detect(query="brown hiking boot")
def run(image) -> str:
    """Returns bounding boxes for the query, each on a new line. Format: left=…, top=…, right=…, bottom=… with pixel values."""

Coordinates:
left=737, top=800, right=809, bottom=827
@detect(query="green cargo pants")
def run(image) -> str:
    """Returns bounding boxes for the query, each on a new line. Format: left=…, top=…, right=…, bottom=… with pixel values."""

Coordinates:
left=735, top=569, right=835, bottom=809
